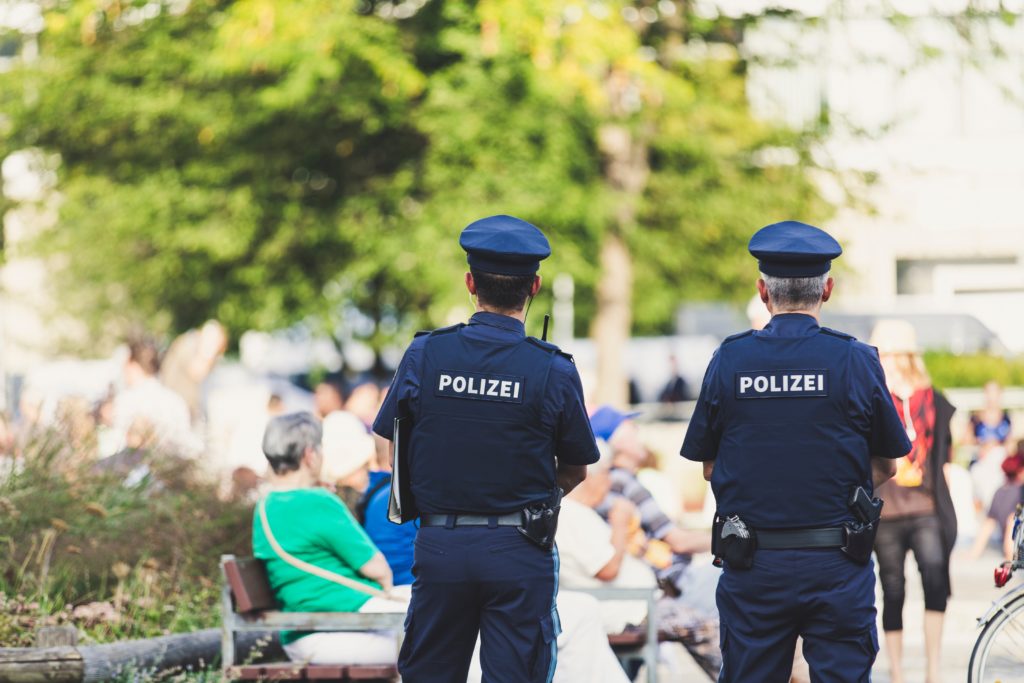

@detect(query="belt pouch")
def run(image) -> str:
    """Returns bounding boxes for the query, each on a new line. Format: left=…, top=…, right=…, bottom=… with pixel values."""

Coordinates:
left=517, top=504, right=560, bottom=550
left=840, top=522, right=877, bottom=564
left=713, top=514, right=757, bottom=570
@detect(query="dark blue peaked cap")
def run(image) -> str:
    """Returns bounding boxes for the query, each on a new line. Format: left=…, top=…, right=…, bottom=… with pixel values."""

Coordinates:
left=459, top=215, right=551, bottom=275
left=748, top=221, right=842, bottom=277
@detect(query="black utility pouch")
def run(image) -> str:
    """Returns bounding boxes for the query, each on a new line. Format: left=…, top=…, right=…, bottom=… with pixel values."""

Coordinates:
left=517, top=504, right=560, bottom=550
left=517, top=489, right=562, bottom=550
left=841, top=486, right=883, bottom=564
left=841, top=522, right=877, bottom=564
left=713, top=514, right=757, bottom=570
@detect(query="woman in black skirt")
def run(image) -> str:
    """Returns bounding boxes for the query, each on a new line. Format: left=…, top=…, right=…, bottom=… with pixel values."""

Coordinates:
left=869, top=320, right=957, bottom=683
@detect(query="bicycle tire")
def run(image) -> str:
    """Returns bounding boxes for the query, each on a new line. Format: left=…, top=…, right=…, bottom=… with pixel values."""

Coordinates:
left=968, top=590, right=1024, bottom=682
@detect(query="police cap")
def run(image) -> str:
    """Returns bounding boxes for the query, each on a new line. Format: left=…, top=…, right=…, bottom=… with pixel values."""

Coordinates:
left=748, top=221, right=842, bottom=277
left=459, top=215, right=551, bottom=276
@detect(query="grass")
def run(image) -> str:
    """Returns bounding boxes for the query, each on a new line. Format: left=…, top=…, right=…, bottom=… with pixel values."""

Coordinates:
left=0, top=426, right=253, bottom=650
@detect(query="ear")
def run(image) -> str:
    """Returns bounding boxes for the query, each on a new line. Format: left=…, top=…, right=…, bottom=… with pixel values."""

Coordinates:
left=466, top=272, right=477, bottom=296
left=303, top=445, right=321, bottom=471
left=530, top=275, right=542, bottom=298
left=756, top=278, right=769, bottom=305
left=822, top=276, right=834, bottom=303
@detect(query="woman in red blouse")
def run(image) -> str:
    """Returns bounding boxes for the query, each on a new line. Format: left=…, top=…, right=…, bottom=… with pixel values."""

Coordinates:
left=869, top=320, right=957, bottom=683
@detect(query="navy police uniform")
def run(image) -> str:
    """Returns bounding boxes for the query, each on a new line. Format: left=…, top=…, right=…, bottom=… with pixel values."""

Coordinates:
left=373, top=215, right=599, bottom=683
left=681, top=221, right=912, bottom=683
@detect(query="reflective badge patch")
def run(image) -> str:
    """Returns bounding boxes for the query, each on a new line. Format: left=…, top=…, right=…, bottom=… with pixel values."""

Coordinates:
left=435, top=370, right=525, bottom=403
left=735, top=369, right=829, bottom=399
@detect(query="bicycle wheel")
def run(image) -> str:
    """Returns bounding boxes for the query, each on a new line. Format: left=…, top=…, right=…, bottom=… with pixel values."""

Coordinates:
left=969, top=591, right=1024, bottom=682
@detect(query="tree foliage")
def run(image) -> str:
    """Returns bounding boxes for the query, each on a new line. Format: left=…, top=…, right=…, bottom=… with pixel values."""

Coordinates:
left=0, top=0, right=827, bottom=350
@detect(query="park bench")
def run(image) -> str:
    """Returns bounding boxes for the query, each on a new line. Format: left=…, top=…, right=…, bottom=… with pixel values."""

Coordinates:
left=575, top=586, right=659, bottom=683
left=220, top=555, right=403, bottom=683
left=221, top=555, right=661, bottom=683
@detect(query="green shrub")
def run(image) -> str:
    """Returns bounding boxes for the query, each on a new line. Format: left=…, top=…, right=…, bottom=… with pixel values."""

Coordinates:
left=924, top=352, right=1024, bottom=390
left=0, top=429, right=252, bottom=646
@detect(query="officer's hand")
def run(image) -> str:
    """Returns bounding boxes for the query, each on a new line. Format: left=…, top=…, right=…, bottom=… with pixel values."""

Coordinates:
left=608, top=498, right=638, bottom=529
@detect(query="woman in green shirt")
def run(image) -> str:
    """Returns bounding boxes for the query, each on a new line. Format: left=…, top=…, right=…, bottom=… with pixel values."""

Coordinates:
left=254, top=412, right=407, bottom=665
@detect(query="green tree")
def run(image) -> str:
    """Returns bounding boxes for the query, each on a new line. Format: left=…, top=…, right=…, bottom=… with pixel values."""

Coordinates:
left=458, top=0, right=828, bottom=402
left=1, top=0, right=428, bottom=345
left=1, top=0, right=827, bottom=395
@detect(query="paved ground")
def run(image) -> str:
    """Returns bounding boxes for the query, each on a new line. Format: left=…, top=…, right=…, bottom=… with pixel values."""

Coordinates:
left=654, top=545, right=1010, bottom=681
left=872, top=546, right=1007, bottom=683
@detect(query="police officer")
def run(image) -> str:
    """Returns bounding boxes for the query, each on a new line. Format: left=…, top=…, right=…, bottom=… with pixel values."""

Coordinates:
left=680, top=221, right=913, bottom=682
left=372, top=215, right=600, bottom=683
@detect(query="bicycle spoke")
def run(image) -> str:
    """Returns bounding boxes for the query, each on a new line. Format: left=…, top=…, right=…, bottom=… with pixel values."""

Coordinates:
left=995, top=616, right=1024, bottom=652
left=972, top=594, right=1024, bottom=683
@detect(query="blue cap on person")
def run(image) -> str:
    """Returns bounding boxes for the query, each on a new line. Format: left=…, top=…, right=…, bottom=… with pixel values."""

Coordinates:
left=459, top=215, right=552, bottom=276
left=589, top=405, right=641, bottom=443
left=748, top=221, right=842, bottom=278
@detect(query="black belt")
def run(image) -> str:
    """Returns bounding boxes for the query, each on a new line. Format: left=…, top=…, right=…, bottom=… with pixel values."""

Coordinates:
left=757, top=527, right=845, bottom=550
left=420, top=513, right=522, bottom=527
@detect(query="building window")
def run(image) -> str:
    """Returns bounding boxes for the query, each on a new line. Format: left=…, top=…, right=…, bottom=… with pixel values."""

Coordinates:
left=896, top=256, right=1018, bottom=295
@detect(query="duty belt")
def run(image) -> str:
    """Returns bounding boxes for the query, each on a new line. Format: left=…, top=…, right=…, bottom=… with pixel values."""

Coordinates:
left=420, top=513, right=521, bottom=527
left=757, top=527, right=845, bottom=550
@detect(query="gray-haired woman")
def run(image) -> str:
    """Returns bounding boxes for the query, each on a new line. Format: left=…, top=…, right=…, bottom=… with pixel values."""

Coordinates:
left=253, top=412, right=405, bottom=665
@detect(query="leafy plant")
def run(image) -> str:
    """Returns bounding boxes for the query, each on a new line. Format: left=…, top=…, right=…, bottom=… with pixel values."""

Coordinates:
left=924, top=352, right=1024, bottom=390
left=0, top=429, right=251, bottom=646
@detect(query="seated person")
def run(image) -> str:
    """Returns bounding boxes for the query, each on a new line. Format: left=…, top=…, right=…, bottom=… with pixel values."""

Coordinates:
left=359, top=467, right=416, bottom=586
left=321, top=409, right=377, bottom=513
left=253, top=412, right=407, bottom=666
left=558, top=450, right=722, bottom=679
left=326, top=428, right=631, bottom=682
left=971, top=451, right=1024, bottom=559
left=590, top=406, right=709, bottom=558
left=322, top=413, right=416, bottom=586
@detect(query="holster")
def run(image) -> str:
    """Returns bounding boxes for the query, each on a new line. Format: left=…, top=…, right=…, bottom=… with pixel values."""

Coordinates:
left=841, top=486, right=883, bottom=565
left=840, top=521, right=878, bottom=564
left=712, top=514, right=757, bottom=570
left=517, top=489, right=562, bottom=550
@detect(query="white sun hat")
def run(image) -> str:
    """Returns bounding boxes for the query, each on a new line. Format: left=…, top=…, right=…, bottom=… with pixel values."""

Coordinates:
left=869, top=319, right=920, bottom=355
left=321, top=410, right=376, bottom=481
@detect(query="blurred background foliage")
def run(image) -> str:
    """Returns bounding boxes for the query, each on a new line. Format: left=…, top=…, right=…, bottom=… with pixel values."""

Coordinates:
left=0, top=432, right=250, bottom=646
left=0, top=0, right=827, bottom=350
left=925, top=352, right=1024, bottom=391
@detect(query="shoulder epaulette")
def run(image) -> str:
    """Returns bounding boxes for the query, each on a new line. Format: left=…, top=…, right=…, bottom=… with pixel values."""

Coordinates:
left=820, top=326, right=856, bottom=341
left=721, top=329, right=754, bottom=345
left=414, top=323, right=464, bottom=339
left=526, top=336, right=574, bottom=362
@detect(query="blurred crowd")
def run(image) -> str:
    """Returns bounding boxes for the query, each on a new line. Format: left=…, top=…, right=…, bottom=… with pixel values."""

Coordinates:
left=0, top=322, right=229, bottom=480
left=0, top=315, right=1021, bottom=681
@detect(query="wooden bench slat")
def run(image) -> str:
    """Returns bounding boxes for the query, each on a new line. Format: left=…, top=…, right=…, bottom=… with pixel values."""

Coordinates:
left=304, top=666, right=347, bottom=679
left=230, top=663, right=308, bottom=680
left=224, top=557, right=278, bottom=614
left=607, top=631, right=647, bottom=648
left=345, top=665, right=399, bottom=680
left=227, top=663, right=397, bottom=681
left=239, top=611, right=405, bottom=630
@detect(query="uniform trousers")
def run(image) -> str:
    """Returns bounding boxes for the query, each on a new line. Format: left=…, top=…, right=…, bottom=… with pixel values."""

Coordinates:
left=466, top=590, right=631, bottom=683
left=717, top=548, right=878, bottom=683
left=399, top=525, right=559, bottom=683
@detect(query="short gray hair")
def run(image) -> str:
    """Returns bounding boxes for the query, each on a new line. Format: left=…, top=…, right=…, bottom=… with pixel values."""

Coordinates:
left=761, top=272, right=828, bottom=312
left=262, top=412, right=322, bottom=474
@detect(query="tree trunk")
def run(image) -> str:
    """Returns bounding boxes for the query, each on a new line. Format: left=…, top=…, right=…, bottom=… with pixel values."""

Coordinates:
left=0, top=629, right=281, bottom=683
left=0, top=647, right=82, bottom=683
left=593, top=120, right=649, bottom=407
left=592, top=230, right=633, bottom=407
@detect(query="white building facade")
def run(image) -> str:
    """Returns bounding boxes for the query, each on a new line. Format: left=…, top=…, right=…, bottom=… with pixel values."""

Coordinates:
left=741, top=1, right=1024, bottom=351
